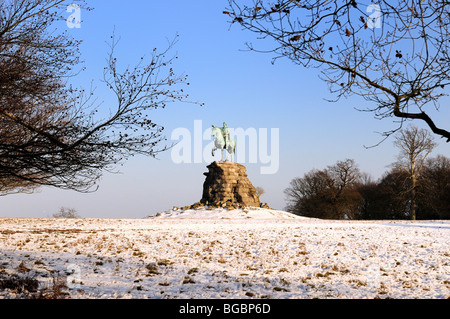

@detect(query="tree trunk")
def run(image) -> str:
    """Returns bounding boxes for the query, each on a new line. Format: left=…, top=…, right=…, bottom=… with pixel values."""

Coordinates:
left=410, top=157, right=417, bottom=220
left=411, top=181, right=417, bottom=221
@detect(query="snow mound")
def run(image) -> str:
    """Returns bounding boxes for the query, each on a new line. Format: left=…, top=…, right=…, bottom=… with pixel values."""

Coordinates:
left=151, top=207, right=307, bottom=220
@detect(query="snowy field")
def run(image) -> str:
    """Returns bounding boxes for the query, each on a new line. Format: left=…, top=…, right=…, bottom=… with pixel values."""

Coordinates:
left=0, top=207, right=449, bottom=299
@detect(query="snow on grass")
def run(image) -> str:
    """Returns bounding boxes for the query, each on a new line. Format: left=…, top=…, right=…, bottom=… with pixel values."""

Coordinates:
left=0, top=208, right=449, bottom=299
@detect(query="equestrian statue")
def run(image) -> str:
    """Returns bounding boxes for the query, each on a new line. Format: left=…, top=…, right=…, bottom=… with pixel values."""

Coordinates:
left=211, top=122, right=236, bottom=162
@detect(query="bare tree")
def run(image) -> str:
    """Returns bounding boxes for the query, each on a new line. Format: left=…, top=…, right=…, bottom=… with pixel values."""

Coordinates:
left=328, top=158, right=361, bottom=195
left=284, top=168, right=334, bottom=217
left=420, top=155, right=450, bottom=219
left=225, top=0, right=450, bottom=142
left=393, top=125, right=436, bottom=220
left=0, top=1, right=192, bottom=195
left=358, top=167, right=411, bottom=219
left=255, top=186, right=265, bottom=199
left=53, top=207, right=80, bottom=218
left=285, top=159, right=362, bottom=219
left=326, top=159, right=362, bottom=219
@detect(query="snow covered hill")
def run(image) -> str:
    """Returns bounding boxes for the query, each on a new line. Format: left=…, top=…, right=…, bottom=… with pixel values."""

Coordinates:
left=0, top=210, right=449, bottom=299
left=152, top=206, right=309, bottom=220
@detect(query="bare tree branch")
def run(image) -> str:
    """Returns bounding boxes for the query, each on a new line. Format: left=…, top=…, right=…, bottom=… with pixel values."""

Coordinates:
left=0, top=0, right=194, bottom=195
left=226, top=0, right=450, bottom=141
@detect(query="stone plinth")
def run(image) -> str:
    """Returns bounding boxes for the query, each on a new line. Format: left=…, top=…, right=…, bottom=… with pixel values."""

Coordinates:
left=200, top=161, right=260, bottom=208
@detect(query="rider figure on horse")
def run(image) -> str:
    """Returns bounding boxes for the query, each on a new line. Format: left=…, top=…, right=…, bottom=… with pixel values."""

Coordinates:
left=222, top=122, right=231, bottom=150
left=211, top=121, right=236, bottom=162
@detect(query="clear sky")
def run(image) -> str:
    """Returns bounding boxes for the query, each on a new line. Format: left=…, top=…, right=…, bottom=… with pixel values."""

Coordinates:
left=2, top=0, right=450, bottom=218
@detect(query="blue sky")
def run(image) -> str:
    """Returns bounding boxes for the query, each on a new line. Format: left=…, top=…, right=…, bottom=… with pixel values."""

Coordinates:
left=2, top=0, right=450, bottom=218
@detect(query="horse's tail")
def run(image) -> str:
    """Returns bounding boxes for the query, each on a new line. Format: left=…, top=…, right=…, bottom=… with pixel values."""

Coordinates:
left=233, top=139, right=236, bottom=162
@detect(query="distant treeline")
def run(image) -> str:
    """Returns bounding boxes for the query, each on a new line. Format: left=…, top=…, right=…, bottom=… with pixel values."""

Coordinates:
left=284, top=155, right=450, bottom=220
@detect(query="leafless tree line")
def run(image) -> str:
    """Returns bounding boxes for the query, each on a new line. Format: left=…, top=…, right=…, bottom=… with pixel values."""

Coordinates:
left=285, top=126, right=448, bottom=220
